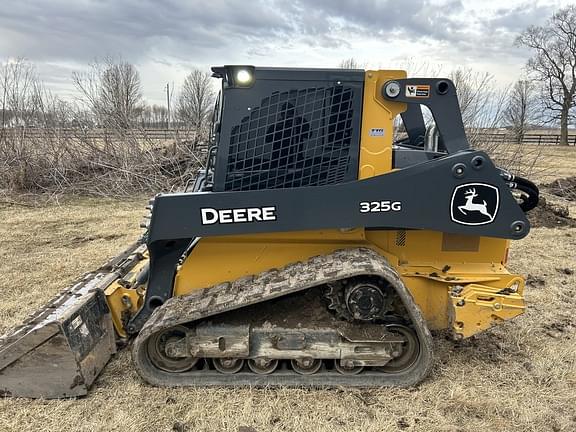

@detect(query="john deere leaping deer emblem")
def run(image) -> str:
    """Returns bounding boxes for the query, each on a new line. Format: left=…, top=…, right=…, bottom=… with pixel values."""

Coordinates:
left=458, top=188, right=491, bottom=217
left=450, top=183, right=499, bottom=226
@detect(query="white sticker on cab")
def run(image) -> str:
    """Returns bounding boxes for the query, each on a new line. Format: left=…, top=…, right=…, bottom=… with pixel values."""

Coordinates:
left=369, top=128, right=385, bottom=137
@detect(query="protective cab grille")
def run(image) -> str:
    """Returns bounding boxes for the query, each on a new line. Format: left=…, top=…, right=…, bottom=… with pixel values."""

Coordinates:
left=224, top=86, right=357, bottom=191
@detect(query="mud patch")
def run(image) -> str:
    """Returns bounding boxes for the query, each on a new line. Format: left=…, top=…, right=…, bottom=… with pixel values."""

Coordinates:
left=546, top=176, right=576, bottom=201
left=542, top=316, right=574, bottom=339
left=527, top=196, right=576, bottom=228
left=556, top=267, right=574, bottom=275
left=172, top=421, right=188, bottom=432
left=526, top=274, right=546, bottom=288
left=447, top=331, right=529, bottom=365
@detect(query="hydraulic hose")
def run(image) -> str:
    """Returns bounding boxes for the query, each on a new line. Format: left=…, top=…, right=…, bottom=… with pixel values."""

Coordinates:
left=498, top=169, right=539, bottom=212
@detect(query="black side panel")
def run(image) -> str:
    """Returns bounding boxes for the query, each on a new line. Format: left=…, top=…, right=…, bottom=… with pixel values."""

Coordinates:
left=213, top=68, right=364, bottom=191
left=150, top=151, right=528, bottom=243
left=127, top=150, right=531, bottom=333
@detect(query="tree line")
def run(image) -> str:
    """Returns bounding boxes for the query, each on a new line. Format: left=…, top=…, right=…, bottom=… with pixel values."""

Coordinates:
left=1, top=56, right=215, bottom=137
left=0, top=56, right=215, bottom=196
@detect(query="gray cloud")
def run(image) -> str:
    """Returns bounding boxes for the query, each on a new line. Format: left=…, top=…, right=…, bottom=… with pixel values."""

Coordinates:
left=0, top=0, right=567, bottom=103
left=292, top=0, right=466, bottom=39
left=0, top=0, right=550, bottom=63
left=490, top=3, right=557, bottom=32
left=0, top=0, right=293, bottom=62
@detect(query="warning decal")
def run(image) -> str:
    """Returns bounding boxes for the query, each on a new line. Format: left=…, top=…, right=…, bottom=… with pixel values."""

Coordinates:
left=405, top=84, right=430, bottom=98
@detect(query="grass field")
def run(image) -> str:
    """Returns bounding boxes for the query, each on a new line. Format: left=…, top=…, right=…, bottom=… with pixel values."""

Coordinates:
left=0, top=146, right=574, bottom=432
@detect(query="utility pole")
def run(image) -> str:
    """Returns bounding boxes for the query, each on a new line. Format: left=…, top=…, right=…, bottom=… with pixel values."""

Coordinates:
left=166, top=82, right=171, bottom=130
left=1, top=76, right=6, bottom=143
left=1, top=74, right=7, bottom=130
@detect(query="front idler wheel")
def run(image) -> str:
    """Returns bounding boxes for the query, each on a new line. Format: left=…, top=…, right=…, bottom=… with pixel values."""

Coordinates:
left=381, top=324, right=420, bottom=373
left=146, top=325, right=198, bottom=373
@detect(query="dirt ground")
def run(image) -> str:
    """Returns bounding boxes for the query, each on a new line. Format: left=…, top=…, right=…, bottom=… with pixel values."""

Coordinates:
left=0, top=147, right=575, bottom=432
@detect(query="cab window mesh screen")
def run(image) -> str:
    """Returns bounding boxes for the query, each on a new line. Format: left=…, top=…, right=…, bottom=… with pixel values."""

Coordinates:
left=224, top=86, right=355, bottom=191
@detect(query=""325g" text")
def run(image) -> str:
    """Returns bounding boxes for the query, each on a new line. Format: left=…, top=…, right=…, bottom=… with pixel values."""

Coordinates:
left=359, top=200, right=402, bottom=213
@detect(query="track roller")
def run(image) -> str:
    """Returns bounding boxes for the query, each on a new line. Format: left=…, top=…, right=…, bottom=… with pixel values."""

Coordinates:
left=213, top=358, right=244, bottom=374
left=248, top=358, right=279, bottom=374
left=291, top=358, right=322, bottom=375
left=334, top=360, right=364, bottom=375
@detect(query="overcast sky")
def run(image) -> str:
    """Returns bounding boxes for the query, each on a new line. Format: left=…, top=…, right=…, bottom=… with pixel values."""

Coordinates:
left=0, top=0, right=573, bottom=105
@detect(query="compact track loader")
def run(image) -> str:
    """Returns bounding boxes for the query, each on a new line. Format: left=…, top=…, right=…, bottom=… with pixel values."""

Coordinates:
left=0, top=66, right=539, bottom=398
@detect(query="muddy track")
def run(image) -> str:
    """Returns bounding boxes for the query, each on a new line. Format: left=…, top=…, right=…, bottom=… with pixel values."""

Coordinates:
left=132, top=247, right=434, bottom=388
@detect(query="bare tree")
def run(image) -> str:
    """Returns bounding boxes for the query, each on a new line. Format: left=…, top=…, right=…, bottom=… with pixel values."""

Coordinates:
left=0, top=58, right=44, bottom=129
left=504, top=79, right=537, bottom=144
left=73, top=57, right=144, bottom=129
left=449, top=68, right=508, bottom=132
left=138, top=104, right=169, bottom=128
left=176, top=69, right=215, bottom=140
left=152, top=104, right=169, bottom=127
left=100, top=62, right=143, bottom=128
left=516, top=5, right=576, bottom=145
left=0, top=58, right=207, bottom=196
left=339, top=58, right=364, bottom=69
left=395, top=58, right=444, bottom=78
left=446, top=68, right=540, bottom=175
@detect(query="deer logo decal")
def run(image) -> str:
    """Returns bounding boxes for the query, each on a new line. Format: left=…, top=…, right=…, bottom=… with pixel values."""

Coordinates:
left=450, top=183, right=499, bottom=226
left=458, top=188, right=491, bottom=217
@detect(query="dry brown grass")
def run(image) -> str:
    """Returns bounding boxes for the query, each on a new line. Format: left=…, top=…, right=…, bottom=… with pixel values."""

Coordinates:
left=0, top=148, right=575, bottom=432
left=530, top=145, right=576, bottom=182
left=494, top=144, right=576, bottom=184
left=0, top=197, right=143, bottom=334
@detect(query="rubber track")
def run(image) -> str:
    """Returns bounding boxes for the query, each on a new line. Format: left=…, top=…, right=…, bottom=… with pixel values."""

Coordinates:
left=132, top=247, right=434, bottom=388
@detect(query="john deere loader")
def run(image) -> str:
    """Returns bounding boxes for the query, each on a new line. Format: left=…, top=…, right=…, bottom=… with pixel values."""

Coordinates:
left=0, top=66, right=539, bottom=398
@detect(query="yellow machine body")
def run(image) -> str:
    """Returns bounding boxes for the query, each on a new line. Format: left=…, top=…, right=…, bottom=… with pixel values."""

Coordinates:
left=124, top=70, right=525, bottom=340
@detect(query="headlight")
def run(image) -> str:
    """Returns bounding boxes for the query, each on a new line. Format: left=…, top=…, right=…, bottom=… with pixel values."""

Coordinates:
left=227, top=66, right=255, bottom=88
left=235, top=69, right=253, bottom=85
